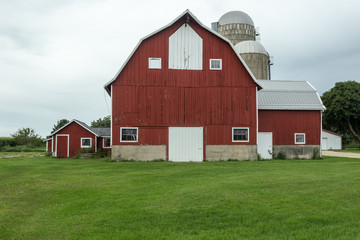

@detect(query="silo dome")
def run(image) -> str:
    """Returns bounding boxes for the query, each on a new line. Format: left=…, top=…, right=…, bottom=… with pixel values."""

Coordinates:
left=235, top=40, right=270, bottom=80
left=218, top=11, right=254, bottom=27
left=217, top=11, right=256, bottom=45
left=234, top=40, right=268, bottom=56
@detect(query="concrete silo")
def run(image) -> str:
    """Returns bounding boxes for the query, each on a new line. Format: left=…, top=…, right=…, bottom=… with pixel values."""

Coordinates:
left=234, top=40, right=269, bottom=80
left=212, top=11, right=271, bottom=79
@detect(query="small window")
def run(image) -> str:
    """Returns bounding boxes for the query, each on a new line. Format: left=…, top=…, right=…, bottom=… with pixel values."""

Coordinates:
left=121, top=127, right=138, bottom=142
left=81, top=138, right=92, bottom=148
left=210, top=59, right=222, bottom=70
left=149, top=58, right=161, bottom=69
left=232, top=127, right=249, bottom=142
left=103, top=137, right=111, bottom=148
left=295, top=133, right=305, bottom=144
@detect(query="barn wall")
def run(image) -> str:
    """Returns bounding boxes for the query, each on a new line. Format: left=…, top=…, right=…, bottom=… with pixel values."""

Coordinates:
left=55, top=122, right=96, bottom=157
left=258, top=110, right=321, bottom=145
left=110, top=14, right=258, bottom=161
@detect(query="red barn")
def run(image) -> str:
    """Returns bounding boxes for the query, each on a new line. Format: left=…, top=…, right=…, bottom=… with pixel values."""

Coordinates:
left=104, top=10, right=325, bottom=161
left=256, top=80, right=325, bottom=159
left=49, top=119, right=110, bottom=158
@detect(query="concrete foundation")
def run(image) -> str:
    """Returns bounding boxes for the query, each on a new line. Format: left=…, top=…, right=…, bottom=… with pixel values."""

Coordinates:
left=112, top=145, right=166, bottom=161
left=206, top=145, right=257, bottom=161
left=273, top=145, right=321, bottom=159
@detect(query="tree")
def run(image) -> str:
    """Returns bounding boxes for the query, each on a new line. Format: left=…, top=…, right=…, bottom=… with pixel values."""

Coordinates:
left=51, top=119, right=69, bottom=134
left=11, top=127, right=42, bottom=146
left=91, top=115, right=111, bottom=128
left=321, top=81, right=360, bottom=143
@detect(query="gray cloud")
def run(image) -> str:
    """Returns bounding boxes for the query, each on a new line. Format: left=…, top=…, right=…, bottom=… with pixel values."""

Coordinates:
left=0, top=0, right=359, bottom=137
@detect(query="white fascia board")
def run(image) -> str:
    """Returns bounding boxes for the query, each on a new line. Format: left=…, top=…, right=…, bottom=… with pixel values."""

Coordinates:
left=50, top=119, right=99, bottom=137
left=307, top=81, right=326, bottom=110
left=103, top=9, right=261, bottom=95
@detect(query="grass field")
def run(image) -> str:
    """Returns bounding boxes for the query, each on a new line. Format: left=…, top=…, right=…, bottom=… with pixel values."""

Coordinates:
left=1, top=157, right=359, bottom=239
left=337, top=148, right=360, bottom=153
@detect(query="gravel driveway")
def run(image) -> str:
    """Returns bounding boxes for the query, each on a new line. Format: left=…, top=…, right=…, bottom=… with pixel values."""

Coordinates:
left=322, top=151, right=360, bottom=159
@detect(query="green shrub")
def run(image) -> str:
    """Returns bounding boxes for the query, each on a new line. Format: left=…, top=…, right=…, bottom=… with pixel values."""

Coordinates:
left=274, top=151, right=287, bottom=160
left=312, top=147, right=321, bottom=159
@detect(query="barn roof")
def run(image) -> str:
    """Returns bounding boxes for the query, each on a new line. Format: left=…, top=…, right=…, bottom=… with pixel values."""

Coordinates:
left=104, top=9, right=260, bottom=95
left=255, top=80, right=325, bottom=111
left=50, top=119, right=110, bottom=137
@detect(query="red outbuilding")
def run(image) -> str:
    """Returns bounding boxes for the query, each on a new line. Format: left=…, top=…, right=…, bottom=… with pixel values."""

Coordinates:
left=49, top=119, right=110, bottom=158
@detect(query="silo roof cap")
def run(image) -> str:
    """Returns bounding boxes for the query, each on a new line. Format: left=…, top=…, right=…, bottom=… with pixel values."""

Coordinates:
left=234, top=40, right=268, bottom=55
left=218, top=11, right=254, bottom=26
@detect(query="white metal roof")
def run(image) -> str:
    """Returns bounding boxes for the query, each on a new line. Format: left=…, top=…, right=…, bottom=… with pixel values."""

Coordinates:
left=234, top=40, right=268, bottom=55
left=104, top=9, right=260, bottom=95
left=256, top=80, right=325, bottom=110
left=218, top=11, right=254, bottom=26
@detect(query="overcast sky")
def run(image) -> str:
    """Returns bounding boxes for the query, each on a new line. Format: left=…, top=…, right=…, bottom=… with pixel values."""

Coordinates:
left=1, top=0, right=360, bottom=137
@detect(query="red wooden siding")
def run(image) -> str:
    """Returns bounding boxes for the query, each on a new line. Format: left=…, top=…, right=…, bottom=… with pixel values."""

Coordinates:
left=47, top=140, right=52, bottom=152
left=55, top=122, right=96, bottom=157
left=258, top=110, right=321, bottom=145
left=111, top=14, right=258, bottom=146
left=57, top=136, right=68, bottom=158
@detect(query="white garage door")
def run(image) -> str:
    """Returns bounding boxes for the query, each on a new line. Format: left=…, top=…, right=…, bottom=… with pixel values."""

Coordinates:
left=258, top=132, right=273, bottom=159
left=169, top=127, right=203, bottom=162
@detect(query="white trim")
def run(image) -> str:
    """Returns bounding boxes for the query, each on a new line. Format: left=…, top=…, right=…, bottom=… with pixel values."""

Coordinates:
left=294, top=133, right=306, bottom=144
left=103, top=137, right=111, bottom=148
left=110, top=85, right=113, bottom=147
left=209, top=59, right=222, bottom=70
left=148, top=58, right=162, bottom=69
left=320, top=112, right=323, bottom=157
left=50, top=119, right=99, bottom=137
left=95, top=136, right=97, bottom=152
left=81, top=137, right=92, bottom=148
left=104, top=9, right=260, bottom=95
left=55, top=134, right=69, bottom=157
left=232, top=127, right=250, bottom=143
left=51, top=136, right=54, bottom=153
left=120, top=127, right=138, bottom=142
left=256, top=87, right=258, bottom=146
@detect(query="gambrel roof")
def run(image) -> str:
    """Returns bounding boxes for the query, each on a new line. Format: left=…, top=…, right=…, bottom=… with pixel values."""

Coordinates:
left=104, top=9, right=260, bottom=95
left=255, top=80, right=325, bottom=110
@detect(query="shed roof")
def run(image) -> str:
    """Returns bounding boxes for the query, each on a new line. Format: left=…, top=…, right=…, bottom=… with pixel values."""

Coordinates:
left=256, top=80, right=325, bottom=110
left=50, top=119, right=110, bottom=137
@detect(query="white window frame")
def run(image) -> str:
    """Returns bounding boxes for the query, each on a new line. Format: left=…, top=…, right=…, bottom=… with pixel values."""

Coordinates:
left=120, top=127, right=138, bottom=142
left=81, top=138, right=92, bottom=148
left=103, top=137, right=111, bottom=148
left=294, top=133, right=306, bottom=144
left=148, top=58, right=161, bottom=69
left=232, top=127, right=249, bottom=142
left=210, top=59, right=222, bottom=70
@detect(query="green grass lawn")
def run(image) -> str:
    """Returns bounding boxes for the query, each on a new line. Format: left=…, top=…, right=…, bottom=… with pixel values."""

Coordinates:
left=1, top=157, right=359, bottom=240
left=335, top=148, right=360, bottom=153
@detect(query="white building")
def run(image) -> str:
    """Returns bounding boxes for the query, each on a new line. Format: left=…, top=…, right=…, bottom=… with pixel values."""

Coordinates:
left=322, top=129, right=342, bottom=150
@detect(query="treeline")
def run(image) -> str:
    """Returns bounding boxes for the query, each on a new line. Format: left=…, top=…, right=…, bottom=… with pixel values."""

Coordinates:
left=0, top=128, right=45, bottom=152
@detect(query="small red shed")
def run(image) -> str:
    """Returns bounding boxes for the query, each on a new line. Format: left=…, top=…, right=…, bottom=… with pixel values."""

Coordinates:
left=49, top=119, right=110, bottom=158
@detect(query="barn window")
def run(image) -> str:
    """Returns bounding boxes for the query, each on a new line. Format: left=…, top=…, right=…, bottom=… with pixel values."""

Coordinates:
left=81, top=138, right=92, bottom=148
left=149, top=58, right=161, bottom=69
left=232, top=127, right=249, bottom=142
left=210, top=59, right=222, bottom=70
left=295, top=133, right=305, bottom=144
left=120, top=127, right=138, bottom=142
left=103, top=137, right=111, bottom=148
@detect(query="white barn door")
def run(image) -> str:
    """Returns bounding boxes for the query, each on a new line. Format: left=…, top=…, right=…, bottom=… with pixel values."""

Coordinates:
left=169, top=127, right=203, bottom=162
left=258, top=132, right=273, bottom=159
